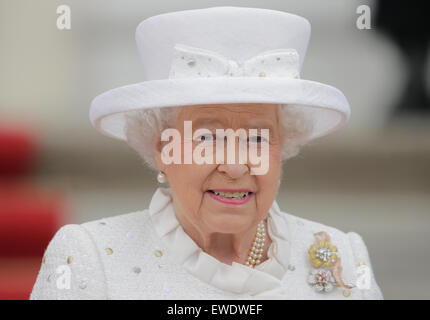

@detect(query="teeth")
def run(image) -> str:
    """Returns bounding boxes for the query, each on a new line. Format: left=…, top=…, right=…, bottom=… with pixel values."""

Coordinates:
left=213, top=191, right=250, bottom=199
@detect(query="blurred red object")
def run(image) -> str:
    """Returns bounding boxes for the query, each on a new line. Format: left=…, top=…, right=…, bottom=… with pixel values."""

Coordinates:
left=0, top=183, right=65, bottom=300
left=0, top=184, right=65, bottom=257
left=0, top=258, right=42, bottom=300
left=0, top=123, right=38, bottom=177
left=0, top=121, right=67, bottom=299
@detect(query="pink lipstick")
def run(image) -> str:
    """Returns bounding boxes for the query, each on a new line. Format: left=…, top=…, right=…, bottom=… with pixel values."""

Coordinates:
left=206, top=189, right=253, bottom=205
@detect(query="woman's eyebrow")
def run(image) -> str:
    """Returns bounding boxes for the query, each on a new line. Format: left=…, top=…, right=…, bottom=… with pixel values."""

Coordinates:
left=190, top=118, right=225, bottom=129
left=189, top=118, right=275, bottom=129
left=242, top=120, right=275, bottom=133
left=186, top=118, right=276, bottom=141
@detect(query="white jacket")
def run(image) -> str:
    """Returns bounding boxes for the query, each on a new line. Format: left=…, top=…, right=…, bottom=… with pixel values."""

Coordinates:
left=30, top=187, right=383, bottom=300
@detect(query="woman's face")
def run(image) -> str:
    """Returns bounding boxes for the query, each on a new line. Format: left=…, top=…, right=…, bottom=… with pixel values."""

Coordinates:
left=154, top=103, right=283, bottom=234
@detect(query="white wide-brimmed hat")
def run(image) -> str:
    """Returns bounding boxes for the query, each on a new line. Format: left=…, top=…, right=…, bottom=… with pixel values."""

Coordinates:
left=90, top=6, right=350, bottom=141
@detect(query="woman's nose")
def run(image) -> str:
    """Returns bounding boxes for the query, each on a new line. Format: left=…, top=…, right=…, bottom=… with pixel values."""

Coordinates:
left=217, top=163, right=249, bottom=179
left=215, top=135, right=251, bottom=179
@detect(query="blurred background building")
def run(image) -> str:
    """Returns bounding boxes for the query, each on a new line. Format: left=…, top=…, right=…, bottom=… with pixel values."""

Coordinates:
left=0, top=0, right=429, bottom=299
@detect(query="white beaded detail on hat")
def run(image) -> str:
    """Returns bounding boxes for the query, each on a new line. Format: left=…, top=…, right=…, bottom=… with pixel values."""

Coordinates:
left=169, top=43, right=300, bottom=79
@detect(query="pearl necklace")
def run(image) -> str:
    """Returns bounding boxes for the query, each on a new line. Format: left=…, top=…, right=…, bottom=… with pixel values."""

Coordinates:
left=245, top=220, right=266, bottom=268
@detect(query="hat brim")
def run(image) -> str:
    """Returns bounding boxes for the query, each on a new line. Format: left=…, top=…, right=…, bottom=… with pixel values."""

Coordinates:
left=90, top=77, right=350, bottom=141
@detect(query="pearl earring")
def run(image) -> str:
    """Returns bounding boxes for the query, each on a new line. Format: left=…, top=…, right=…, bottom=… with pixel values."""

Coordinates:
left=157, top=171, right=167, bottom=184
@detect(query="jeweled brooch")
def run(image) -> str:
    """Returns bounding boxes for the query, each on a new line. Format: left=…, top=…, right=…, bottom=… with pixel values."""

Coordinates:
left=307, top=231, right=353, bottom=293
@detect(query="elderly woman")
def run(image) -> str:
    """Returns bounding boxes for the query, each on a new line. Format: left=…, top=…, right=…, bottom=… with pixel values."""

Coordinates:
left=31, top=7, right=383, bottom=299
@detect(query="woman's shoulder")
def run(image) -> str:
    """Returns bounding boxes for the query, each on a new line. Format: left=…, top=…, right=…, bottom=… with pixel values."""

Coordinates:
left=77, top=209, right=156, bottom=256
left=271, top=201, right=353, bottom=240
left=80, top=208, right=151, bottom=236
left=30, top=209, right=152, bottom=300
left=278, top=208, right=367, bottom=249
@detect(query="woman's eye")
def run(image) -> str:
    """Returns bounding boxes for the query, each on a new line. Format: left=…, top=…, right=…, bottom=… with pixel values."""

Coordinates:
left=248, top=135, right=267, bottom=143
left=196, top=134, right=214, bottom=142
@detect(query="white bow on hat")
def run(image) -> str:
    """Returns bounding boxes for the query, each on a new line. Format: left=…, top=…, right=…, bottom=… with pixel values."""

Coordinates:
left=169, top=43, right=300, bottom=79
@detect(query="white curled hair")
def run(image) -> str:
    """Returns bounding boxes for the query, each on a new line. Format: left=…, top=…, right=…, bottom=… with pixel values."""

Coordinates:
left=124, top=104, right=313, bottom=171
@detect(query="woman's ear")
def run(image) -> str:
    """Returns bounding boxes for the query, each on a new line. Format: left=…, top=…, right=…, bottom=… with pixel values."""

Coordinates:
left=153, top=138, right=166, bottom=172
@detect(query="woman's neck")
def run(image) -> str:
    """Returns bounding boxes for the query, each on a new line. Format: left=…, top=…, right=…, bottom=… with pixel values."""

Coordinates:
left=172, top=200, right=272, bottom=266
left=204, top=219, right=272, bottom=266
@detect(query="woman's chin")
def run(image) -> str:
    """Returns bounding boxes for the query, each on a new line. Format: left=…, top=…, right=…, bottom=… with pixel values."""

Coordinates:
left=203, top=218, right=252, bottom=234
left=201, top=192, right=257, bottom=230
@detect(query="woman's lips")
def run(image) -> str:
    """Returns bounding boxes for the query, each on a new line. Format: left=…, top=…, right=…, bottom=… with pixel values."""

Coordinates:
left=206, top=189, right=254, bottom=205
left=210, top=189, right=252, bottom=193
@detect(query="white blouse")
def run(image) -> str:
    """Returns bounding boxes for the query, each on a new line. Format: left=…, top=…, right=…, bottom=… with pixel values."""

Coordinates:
left=30, top=187, right=383, bottom=299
